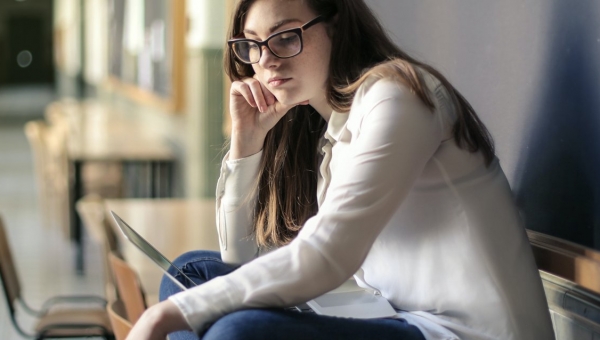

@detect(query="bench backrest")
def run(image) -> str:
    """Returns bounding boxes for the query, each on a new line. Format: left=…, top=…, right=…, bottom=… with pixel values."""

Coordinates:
left=529, top=230, right=600, bottom=339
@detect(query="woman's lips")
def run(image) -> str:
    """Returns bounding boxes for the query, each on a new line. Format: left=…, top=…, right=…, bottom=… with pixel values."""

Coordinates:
left=268, top=78, right=291, bottom=87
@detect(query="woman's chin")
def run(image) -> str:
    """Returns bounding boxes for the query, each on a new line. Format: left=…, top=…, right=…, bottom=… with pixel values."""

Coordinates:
left=273, top=92, right=303, bottom=107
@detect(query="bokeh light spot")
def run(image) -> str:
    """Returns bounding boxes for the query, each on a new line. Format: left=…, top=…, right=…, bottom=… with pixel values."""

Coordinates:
left=17, top=50, right=33, bottom=68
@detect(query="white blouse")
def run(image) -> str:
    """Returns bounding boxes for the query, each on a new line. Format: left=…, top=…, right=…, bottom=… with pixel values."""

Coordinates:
left=170, top=73, right=555, bottom=340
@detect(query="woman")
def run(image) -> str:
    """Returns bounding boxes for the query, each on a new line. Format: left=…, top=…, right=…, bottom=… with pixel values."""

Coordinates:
left=127, top=0, right=554, bottom=339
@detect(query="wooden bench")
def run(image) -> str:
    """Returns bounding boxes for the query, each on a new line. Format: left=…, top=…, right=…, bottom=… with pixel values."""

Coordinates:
left=528, top=230, right=600, bottom=339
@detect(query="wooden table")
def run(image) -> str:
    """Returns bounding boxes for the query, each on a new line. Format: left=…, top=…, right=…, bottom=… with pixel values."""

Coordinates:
left=104, top=199, right=219, bottom=304
left=64, top=102, right=176, bottom=273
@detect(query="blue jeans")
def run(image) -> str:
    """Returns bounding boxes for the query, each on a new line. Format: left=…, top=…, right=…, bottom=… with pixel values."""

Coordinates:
left=159, top=250, right=425, bottom=340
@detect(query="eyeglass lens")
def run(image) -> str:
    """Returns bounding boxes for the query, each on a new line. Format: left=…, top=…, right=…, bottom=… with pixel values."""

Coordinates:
left=233, top=31, right=302, bottom=63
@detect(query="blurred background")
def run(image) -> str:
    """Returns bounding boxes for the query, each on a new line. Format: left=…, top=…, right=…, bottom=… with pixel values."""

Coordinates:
left=0, top=0, right=599, bottom=339
left=0, top=0, right=232, bottom=338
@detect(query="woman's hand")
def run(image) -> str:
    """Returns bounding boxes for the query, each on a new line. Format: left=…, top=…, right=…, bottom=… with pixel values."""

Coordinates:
left=229, top=77, right=308, bottom=159
left=125, top=300, right=191, bottom=340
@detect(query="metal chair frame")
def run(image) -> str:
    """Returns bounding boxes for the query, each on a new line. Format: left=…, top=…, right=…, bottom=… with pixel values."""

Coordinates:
left=0, top=215, right=114, bottom=339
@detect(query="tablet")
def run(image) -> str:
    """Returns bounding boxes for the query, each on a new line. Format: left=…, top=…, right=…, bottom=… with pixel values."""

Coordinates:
left=110, top=211, right=197, bottom=291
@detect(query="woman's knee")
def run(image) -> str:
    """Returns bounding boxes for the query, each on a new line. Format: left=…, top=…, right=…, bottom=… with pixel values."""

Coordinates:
left=160, top=250, right=239, bottom=298
left=167, top=250, right=223, bottom=280
left=203, top=310, right=277, bottom=340
left=170, top=250, right=221, bottom=269
left=159, top=250, right=222, bottom=301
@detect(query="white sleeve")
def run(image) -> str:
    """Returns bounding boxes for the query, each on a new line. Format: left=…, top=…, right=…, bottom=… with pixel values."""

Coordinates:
left=171, top=80, right=444, bottom=334
left=215, top=151, right=262, bottom=264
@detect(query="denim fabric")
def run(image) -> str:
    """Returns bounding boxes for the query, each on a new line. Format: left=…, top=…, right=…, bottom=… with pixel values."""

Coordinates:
left=159, top=250, right=425, bottom=340
left=159, top=250, right=238, bottom=340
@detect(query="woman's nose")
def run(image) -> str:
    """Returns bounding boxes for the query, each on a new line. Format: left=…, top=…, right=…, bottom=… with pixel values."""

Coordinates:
left=258, top=46, right=280, bottom=69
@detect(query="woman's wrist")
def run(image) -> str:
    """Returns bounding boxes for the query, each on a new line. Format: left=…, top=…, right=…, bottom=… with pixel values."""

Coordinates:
left=229, top=130, right=265, bottom=160
left=140, top=300, right=191, bottom=336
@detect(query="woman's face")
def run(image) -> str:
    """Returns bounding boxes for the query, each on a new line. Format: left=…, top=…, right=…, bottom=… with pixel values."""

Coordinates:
left=243, top=0, right=332, bottom=107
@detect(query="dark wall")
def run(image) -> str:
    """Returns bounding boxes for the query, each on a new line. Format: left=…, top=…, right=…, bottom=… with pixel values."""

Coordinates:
left=0, top=0, right=54, bottom=87
left=367, top=0, right=600, bottom=249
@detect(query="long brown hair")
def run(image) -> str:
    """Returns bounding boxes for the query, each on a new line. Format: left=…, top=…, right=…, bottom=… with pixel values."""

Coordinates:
left=225, top=0, right=494, bottom=248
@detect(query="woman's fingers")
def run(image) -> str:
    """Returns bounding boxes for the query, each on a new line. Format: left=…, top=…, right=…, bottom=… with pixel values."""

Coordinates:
left=259, top=81, right=276, bottom=106
left=232, top=77, right=311, bottom=125
left=231, top=78, right=275, bottom=113
left=252, top=74, right=276, bottom=107
left=231, top=81, right=257, bottom=108
left=243, top=78, right=269, bottom=112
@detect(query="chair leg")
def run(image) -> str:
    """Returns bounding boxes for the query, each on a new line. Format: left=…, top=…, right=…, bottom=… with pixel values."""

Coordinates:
left=9, top=315, right=35, bottom=339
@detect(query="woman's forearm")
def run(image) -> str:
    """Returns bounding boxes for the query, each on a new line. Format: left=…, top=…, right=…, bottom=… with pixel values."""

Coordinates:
left=215, top=150, right=263, bottom=264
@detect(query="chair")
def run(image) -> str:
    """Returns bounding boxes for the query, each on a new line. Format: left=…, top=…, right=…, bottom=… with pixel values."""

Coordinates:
left=24, top=119, right=71, bottom=239
left=108, top=252, right=147, bottom=323
left=24, top=121, right=53, bottom=231
left=540, top=271, right=600, bottom=339
left=0, top=215, right=114, bottom=339
left=48, top=99, right=123, bottom=200
left=528, top=230, right=600, bottom=294
left=106, top=300, right=132, bottom=340
left=527, top=230, right=600, bottom=338
left=31, top=101, right=124, bottom=237
left=76, top=194, right=122, bottom=301
left=106, top=299, right=167, bottom=340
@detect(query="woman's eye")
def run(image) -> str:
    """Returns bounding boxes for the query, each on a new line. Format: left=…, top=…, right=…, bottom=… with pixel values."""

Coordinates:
left=277, top=33, right=297, bottom=44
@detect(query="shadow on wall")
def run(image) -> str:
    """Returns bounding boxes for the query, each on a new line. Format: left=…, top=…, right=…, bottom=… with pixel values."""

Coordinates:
left=514, top=0, right=600, bottom=249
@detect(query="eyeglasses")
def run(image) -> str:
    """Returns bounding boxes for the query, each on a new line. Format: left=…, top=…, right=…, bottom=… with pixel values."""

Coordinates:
left=228, top=16, right=326, bottom=64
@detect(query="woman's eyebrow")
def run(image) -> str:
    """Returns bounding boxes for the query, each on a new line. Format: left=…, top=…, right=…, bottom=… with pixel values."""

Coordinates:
left=243, top=18, right=303, bottom=36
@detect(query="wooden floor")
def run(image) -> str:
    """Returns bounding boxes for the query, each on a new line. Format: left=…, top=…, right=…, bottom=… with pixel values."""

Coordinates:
left=0, top=119, right=105, bottom=339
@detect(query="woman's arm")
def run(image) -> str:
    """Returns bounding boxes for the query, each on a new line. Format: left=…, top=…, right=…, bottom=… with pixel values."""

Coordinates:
left=215, top=150, right=262, bottom=264
left=217, top=77, right=307, bottom=264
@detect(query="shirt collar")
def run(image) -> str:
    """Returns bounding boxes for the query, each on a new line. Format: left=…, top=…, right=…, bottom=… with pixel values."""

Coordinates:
left=324, top=110, right=349, bottom=143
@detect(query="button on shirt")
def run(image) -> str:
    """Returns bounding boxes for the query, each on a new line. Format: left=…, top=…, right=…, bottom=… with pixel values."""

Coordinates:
left=170, top=73, right=555, bottom=340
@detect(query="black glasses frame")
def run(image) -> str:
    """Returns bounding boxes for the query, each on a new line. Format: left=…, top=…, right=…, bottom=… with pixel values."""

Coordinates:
left=228, top=16, right=326, bottom=64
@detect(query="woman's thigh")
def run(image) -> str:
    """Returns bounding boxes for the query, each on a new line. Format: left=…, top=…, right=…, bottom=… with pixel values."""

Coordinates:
left=203, top=309, right=425, bottom=340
